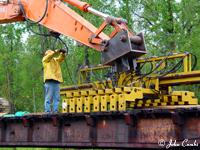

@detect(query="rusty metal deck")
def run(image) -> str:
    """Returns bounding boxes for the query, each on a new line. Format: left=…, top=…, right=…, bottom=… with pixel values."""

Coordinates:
left=0, top=106, right=200, bottom=149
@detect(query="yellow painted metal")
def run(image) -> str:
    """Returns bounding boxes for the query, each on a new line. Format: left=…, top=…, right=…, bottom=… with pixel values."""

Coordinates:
left=178, top=101, right=185, bottom=105
left=110, top=94, right=118, bottom=111
left=188, top=54, right=192, bottom=72
left=145, top=103, right=150, bottom=107
left=118, top=94, right=126, bottom=111
left=61, top=85, right=199, bottom=113
left=69, top=98, right=76, bottom=113
left=183, top=55, right=189, bottom=72
left=81, top=90, right=88, bottom=96
left=152, top=103, right=158, bottom=107
left=154, top=99, right=160, bottom=103
left=146, top=100, right=152, bottom=104
left=61, top=86, right=199, bottom=113
left=77, top=97, right=84, bottom=113
left=137, top=100, right=143, bottom=104
left=168, top=86, right=172, bottom=93
left=115, top=87, right=122, bottom=93
left=101, top=95, right=108, bottom=111
left=137, top=53, right=189, bottom=63
left=160, top=103, right=167, bottom=106
left=74, top=91, right=80, bottom=97
left=188, top=99, right=198, bottom=105
left=159, top=71, right=200, bottom=86
left=83, top=90, right=96, bottom=112
left=98, top=89, right=105, bottom=95
left=80, top=65, right=111, bottom=72
left=163, top=96, right=168, bottom=103
left=137, top=104, right=142, bottom=107
left=123, top=87, right=132, bottom=93
left=84, top=96, right=92, bottom=113
left=129, top=102, right=135, bottom=108
left=60, top=52, right=200, bottom=113
left=93, top=95, right=100, bottom=112
left=106, top=89, right=113, bottom=94
left=89, top=90, right=97, bottom=96
left=171, top=95, right=178, bottom=102
left=66, top=92, right=73, bottom=98
left=125, top=88, right=143, bottom=101
left=159, top=91, right=198, bottom=106
left=169, top=102, right=175, bottom=105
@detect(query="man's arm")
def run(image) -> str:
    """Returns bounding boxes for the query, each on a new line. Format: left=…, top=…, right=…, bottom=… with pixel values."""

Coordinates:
left=55, top=49, right=67, bottom=63
left=55, top=53, right=66, bottom=63
left=42, top=50, right=60, bottom=63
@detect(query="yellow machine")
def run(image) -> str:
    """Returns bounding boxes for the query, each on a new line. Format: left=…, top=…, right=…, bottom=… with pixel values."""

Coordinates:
left=61, top=52, right=200, bottom=113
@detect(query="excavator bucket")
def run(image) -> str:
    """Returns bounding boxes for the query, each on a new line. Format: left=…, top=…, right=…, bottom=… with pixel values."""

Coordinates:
left=102, top=30, right=146, bottom=72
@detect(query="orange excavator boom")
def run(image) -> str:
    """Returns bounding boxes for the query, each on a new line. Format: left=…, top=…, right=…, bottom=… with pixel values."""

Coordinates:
left=0, top=0, right=146, bottom=72
left=62, top=0, right=90, bottom=12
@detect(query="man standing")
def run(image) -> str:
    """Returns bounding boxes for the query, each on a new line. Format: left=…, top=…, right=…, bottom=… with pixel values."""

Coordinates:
left=42, top=49, right=66, bottom=113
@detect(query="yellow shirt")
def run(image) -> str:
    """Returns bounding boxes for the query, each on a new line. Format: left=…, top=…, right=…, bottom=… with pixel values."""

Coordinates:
left=42, top=51, right=65, bottom=83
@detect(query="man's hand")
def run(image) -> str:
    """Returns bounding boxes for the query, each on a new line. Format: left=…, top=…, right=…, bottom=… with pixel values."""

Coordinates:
left=59, top=49, right=67, bottom=54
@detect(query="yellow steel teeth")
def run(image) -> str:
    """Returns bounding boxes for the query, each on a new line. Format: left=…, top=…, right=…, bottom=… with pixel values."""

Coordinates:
left=61, top=88, right=198, bottom=113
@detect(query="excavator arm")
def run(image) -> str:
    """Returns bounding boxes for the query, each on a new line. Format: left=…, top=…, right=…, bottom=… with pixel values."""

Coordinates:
left=0, top=0, right=146, bottom=72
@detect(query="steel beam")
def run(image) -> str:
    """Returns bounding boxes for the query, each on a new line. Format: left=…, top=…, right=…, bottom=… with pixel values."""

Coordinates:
left=0, top=107, right=200, bottom=149
left=159, top=71, right=200, bottom=86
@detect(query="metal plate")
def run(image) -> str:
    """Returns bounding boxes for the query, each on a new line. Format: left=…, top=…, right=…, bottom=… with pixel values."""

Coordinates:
left=102, top=30, right=146, bottom=72
left=102, top=30, right=146, bottom=65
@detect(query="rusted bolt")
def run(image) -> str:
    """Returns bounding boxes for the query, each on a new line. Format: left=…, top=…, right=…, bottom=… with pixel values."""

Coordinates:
left=149, top=84, right=155, bottom=89
left=116, top=18, right=128, bottom=24
left=106, top=16, right=113, bottom=24
left=116, top=18, right=122, bottom=24
left=101, top=40, right=109, bottom=47
left=134, top=88, right=137, bottom=93
left=130, top=36, right=142, bottom=45
left=120, top=35, right=127, bottom=42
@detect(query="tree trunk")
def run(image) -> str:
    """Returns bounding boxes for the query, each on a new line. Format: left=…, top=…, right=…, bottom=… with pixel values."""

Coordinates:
left=166, top=0, right=176, bottom=50
left=124, top=0, right=132, bottom=28
left=84, top=47, right=90, bottom=82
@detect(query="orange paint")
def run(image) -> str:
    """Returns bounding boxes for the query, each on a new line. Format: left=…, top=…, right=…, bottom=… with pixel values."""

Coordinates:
left=0, top=0, right=135, bottom=52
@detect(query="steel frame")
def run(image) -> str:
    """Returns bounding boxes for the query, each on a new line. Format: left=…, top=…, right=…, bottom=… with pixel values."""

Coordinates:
left=0, top=107, right=199, bottom=148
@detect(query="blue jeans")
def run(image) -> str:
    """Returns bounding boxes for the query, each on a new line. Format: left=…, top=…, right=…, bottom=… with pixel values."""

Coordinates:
left=44, top=80, right=60, bottom=113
